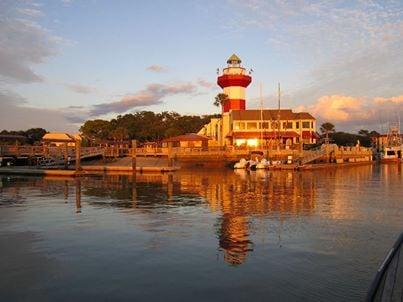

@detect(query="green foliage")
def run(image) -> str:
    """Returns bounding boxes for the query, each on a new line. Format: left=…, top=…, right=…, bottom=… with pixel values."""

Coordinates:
left=319, top=122, right=335, bottom=134
left=79, top=119, right=112, bottom=141
left=79, top=111, right=217, bottom=142
left=358, top=129, right=369, bottom=136
left=331, top=132, right=371, bottom=147
left=0, top=128, right=47, bottom=145
left=214, top=93, right=229, bottom=107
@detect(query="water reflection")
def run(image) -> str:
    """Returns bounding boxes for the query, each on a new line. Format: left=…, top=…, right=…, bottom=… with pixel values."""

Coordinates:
left=0, top=165, right=402, bottom=301
left=0, top=169, right=320, bottom=265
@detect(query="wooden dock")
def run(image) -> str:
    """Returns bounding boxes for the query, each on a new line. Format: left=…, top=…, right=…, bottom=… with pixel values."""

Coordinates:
left=0, top=165, right=179, bottom=177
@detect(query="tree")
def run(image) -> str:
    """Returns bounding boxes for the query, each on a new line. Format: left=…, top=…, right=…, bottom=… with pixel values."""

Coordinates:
left=25, top=128, right=47, bottom=144
left=319, top=122, right=335, bottom=143
left=358, top=129, right=369, bottom=136
left=320, top=122, right=335, bottom=134
left=79, top=119, right=111, bottom=141
left=109, top=127, right=129, bottom=142
left=214, top=93, right=229, bottom=108
left=369, top=130, right=380, bottom=137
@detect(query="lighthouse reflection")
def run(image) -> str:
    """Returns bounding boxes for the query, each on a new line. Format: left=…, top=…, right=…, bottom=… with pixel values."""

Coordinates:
left=2, top=169, right=319, bottom=266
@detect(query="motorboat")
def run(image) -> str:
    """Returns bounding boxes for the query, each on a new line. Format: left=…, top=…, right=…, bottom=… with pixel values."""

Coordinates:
left=256, top=158, right=269, bottom=169
left=234, top=158, right=247, bottom=169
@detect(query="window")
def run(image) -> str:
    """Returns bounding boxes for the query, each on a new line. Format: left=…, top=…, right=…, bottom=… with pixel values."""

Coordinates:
left=234, top=122, right=245, bottom=130
left=302, top=121, right=310, bottom=128
left=260, top=122, right=269, bottom=129
left=296, top=122, right=300, bottom=129
left=247, top=122, right=257, bottom=130
left=283, top=122, right=292, bottom=129
left=271, top=121, right=279, bottom=129
left=311, top=121, right=314, bottom=128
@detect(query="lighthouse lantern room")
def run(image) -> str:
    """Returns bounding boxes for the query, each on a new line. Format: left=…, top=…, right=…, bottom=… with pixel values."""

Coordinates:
left=217, top=54, right=252, bottom=112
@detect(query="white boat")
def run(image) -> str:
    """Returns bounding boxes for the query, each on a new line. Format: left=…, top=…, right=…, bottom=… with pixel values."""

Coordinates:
left=256, top=158, right=269, bottom=169
left=380, top=125, right=402, bottom=163
left=234, top=158, right=247, bottom=169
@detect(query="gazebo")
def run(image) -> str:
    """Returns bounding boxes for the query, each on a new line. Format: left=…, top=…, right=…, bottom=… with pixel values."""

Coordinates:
left=41, top=132, right=82, bottom=171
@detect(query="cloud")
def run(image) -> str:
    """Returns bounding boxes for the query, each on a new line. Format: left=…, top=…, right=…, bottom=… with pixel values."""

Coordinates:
left=197, top=79, right=216, bottom=89
left=146, top=65, right=170, bottom=73
left=0, top=1, right=59, bottom=83
left=64, top=83, right=97, bottom=94
left=90, top=82, right=197, bottom=116
left=0, top=91, right=81, bottom=132
left=296, top=94, right=403, bottom=131
left=17, top=8, right=43, bottom=17
left=229, top=0, right=403, bottom=105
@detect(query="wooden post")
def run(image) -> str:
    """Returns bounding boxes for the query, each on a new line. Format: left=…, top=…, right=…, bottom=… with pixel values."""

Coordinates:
left=64, top=142, right=69, bottom=169
left=167, top=142, right=174, bottom=167
left=75, top=178, right=81, bottom=213
left=167, top=173, right=173, bottom=200
left=75, top=140, right=81, bottom=172
left=131, top=140, right=137, bottom=173
left=64, top=180, right=69, bottom=200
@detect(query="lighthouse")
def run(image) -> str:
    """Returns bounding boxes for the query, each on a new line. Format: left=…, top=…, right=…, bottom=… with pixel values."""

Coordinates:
left=217, top=54, right=252, bottom=112
left=199, top=54, right=317, bottom=148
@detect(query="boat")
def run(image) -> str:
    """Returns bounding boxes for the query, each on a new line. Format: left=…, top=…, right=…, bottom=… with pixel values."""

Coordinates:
left=247, top=159, right=258, bottom=170
left=233, top=158, right=259, bottom=170
left=234, top=158, right=247, bottom=169
left=366, top=232, right=403, bottom=301
left=380, top=124, right=402, bottom=163
left=256, top=158, right=269, bottom=169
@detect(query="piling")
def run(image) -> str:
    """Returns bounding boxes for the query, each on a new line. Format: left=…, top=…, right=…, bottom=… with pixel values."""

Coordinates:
left=64, top=142, right=69, bottom=169
left=75, top=178, right=81, bottom=213
left=75, top=140, right=81, bottom=173
left=168, top=142, right=174, bottom=167
left=131, top=140, right=137, bottom=172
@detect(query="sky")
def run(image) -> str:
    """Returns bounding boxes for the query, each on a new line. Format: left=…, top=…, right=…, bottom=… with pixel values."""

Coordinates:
left=1, top=0, right=403, bottom=133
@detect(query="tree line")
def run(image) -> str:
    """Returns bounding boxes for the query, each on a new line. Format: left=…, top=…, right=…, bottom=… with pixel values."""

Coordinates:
left=0, top=128, right=47, bottom=145
left=0, top=117, right=381, bottom=147
left=319, top=122, right=379, bottom=147
left=79, top=111, right=220, bottom=143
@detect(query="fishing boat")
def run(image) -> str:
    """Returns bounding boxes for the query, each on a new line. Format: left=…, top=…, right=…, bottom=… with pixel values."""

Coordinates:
left=380, top=124, right=402, bottom=163
left=366, top=232, right=403, bottom=301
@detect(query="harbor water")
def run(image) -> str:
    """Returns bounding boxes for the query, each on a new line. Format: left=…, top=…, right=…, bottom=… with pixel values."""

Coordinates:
left=0, top=164, right=402, bottom=301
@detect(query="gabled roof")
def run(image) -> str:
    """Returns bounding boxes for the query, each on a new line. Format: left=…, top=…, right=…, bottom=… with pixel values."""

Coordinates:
left=227, top=54, right=242, bottom=64
left=42, top=132, right=77, bottom=143
left=162, top=133, right=210, bottom=142
left=230, top=109, right=315, bottom=120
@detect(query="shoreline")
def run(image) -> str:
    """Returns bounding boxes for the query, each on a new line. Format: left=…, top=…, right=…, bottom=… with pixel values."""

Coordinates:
left=0, top=161, right=397, bottom=177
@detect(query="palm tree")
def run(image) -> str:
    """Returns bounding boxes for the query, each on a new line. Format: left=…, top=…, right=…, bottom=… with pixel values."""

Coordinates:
left=214, top=93, right=229, bottom=109
left=320, top=122, right=335, bottom=143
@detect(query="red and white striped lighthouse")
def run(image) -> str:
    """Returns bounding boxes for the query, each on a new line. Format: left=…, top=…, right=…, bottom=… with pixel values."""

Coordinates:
left=217, top=54, right=252, bottom=112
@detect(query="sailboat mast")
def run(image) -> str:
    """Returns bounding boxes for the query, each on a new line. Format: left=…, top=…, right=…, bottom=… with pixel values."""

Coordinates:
left=277, top=82, right=281, bottom=149
left=260, top=82, right=263, bottom=147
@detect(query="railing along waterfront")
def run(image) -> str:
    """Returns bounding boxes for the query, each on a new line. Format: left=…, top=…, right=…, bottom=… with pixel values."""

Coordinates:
left=1, top=144, right=373, bottom=163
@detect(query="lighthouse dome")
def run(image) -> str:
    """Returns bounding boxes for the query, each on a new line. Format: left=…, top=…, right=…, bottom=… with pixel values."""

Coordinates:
left=227, top=54, right=242, bottom=64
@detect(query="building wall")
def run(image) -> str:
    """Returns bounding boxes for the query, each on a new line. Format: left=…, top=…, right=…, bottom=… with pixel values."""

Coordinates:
left=199, top=112, right=317, bottom=147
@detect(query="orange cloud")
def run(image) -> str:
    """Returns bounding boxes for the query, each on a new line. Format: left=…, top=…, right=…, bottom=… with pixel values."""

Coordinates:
left=373, top=95, right=403, bottom=105
left=296, top=94, right=403, bottom=130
